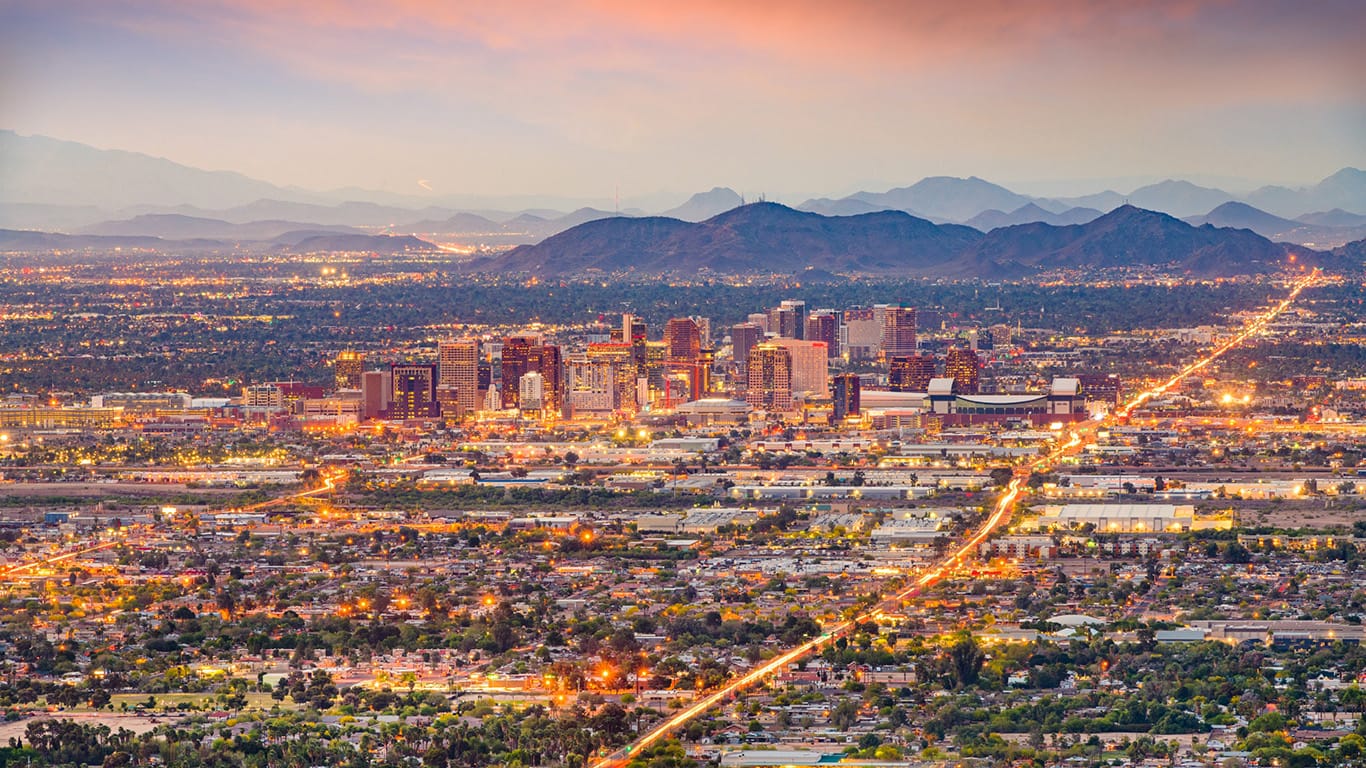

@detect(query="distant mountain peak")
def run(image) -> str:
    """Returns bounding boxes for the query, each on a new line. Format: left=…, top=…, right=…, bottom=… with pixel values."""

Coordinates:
left=1010, top=202, right=1052, bottom=216
left=848, top=176, right=1034, bottom=222
left=704, top=200, right=806, bottom=220
left=965, top=202, right=1103, bottom=231
left=1098, top=203, right=1156, bottom=219
left=660, top=187, right=745, bottom=221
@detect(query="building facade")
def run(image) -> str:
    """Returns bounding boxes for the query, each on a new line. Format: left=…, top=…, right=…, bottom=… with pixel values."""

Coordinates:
left=881, top=305, right=917, bottom=359
left=833, top=372, right=861, bottom=421
left=437, top=339, right=480, bottom=418
left=390, top=363, right=439, bottom=419
left=889, top=354, right=937, bottom=392
left=746, top=343, right=793, bottom=412
left=333, top=350, right=364, bottom=390
left=944, top=348, right=981, bottom=394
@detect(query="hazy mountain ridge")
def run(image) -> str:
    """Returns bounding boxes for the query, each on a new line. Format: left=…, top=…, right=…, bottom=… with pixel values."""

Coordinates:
left=1298, top=209, right=1366, bottom=228
left=279, top=233, right=435, bottom=253
left=1247, top=168, right=1366, bottom=217
left=965, top=203, right=1103, bottom=231
left=1124, top=180, right=1236, bottom=218
left=844, top=176, right=1034, bottom=222
left=1, top=131, right=1362, bottom=241
left=0, top=228, right=435, bottom=254
left=796, top=198, right=890, bottom=217
left=0, top=130, right=302, bottom=210
left=661, top=187, right=745, bottom=221
left=1185, top=201, right=1366, bottom=248
left=78, top=214, right=366, bottom=240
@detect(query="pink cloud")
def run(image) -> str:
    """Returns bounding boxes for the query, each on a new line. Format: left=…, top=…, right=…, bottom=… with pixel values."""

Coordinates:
left=69, top=0, right=1353, bottom=107
left=9, top=0, right=1361, bottom=191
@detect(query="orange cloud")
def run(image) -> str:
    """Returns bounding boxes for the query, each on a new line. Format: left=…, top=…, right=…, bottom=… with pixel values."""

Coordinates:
left=80, top=0, right=1360, bottom=102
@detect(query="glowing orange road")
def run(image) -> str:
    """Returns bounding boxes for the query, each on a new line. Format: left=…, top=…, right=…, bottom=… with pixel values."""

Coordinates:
left=1118, top=270, right=1318, bottom=419
left=239, top=473, right=340, bottom=512
left=0, top=540, right=119, bottom=581
left=0, top=473, right=345, bottom=584
left=590, top=270, right=1319, bottom=768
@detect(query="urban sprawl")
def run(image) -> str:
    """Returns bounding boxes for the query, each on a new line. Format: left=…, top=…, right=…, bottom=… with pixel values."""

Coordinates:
left=2, top=261, right=1366, bottom=768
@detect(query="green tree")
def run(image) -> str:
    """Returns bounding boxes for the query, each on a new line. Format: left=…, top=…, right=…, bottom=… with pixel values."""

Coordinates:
left=947, top=635, right=985, bottom=689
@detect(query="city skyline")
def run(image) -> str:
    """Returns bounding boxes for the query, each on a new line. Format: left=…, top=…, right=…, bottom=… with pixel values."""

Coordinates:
left=2, top=1, right=1362, bottom=202
left=2, top=4, right=1366, bottom=767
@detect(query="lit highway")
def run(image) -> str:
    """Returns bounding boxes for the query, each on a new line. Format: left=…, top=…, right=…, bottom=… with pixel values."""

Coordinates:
left=589, top=269, right=1320, bottom=768
left=0, top=540, right=119, bottom=581
left=240, top=470, right=342, bottom=511
left=0, top=471, right=343, bottom=584
left=1117, top=270, right=1318, bottom=419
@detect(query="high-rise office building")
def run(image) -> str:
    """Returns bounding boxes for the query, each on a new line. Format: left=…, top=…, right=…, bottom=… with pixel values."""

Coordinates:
left=390, top=363, right=439, bottom=419
left=435, top=387, right=462, bottom=421
left=696, top=347, right=715, bottom=397
left=620, top=314, right=647, bottom=343
left=333, top=350, right=364, bottom=391
left=882, top=305, right=917, bottom=358
left=771, top=339, right=829, bottom=398
left=500, top=334, right=542, bottom=409
left=842, top=306, right=882, bottom=360
left=944, top=348, right=981, bottom=394
left=690, top=316, right=712, bottom=348
left=746, top=343, right=793, bottom=412
left=833, top=373, right=861, bottom=421
left=889, top=354, right=937, bottom=392
left=477, top=362, right=492, bottom=403
left=664, top=317, right=702, bottom=363
left=642, top=341, right=668, bottom=405
left=518, top=371, right=545, bottom=415
left=564, top=356, right=620, bottom=415
left=770, top=300, right=807, bottom=339
left=746, top=312, right=770, bottom=333
left=527, top=344, right=563, bottom=415
left=730, top=323, right=763, bottom=374
left=588, top=343, right=639, bottom=413
left=805, top=311, right=839, bottom=358
left=988, top=324, right=1013, bottom=348
left=437, top=339, right=480, bottom=418
left=361, top=370, right=391, bottom=420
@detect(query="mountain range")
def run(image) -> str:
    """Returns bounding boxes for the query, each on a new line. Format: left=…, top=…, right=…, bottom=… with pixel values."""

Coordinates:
left=0, top=227, right=434, bottom=254
left=78, top=213, right=366, bottom=241
left=1184, top=202, right=1366, bottom=248
left=964, top=203, right=1104, bottom=231
left=471, top=203, right=1342, bottom=279
left=1, top=130, right=1364, bottom=251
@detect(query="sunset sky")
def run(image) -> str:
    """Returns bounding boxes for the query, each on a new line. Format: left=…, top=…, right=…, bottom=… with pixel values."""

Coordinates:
left=2, top=0, right=1362, bottom=202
